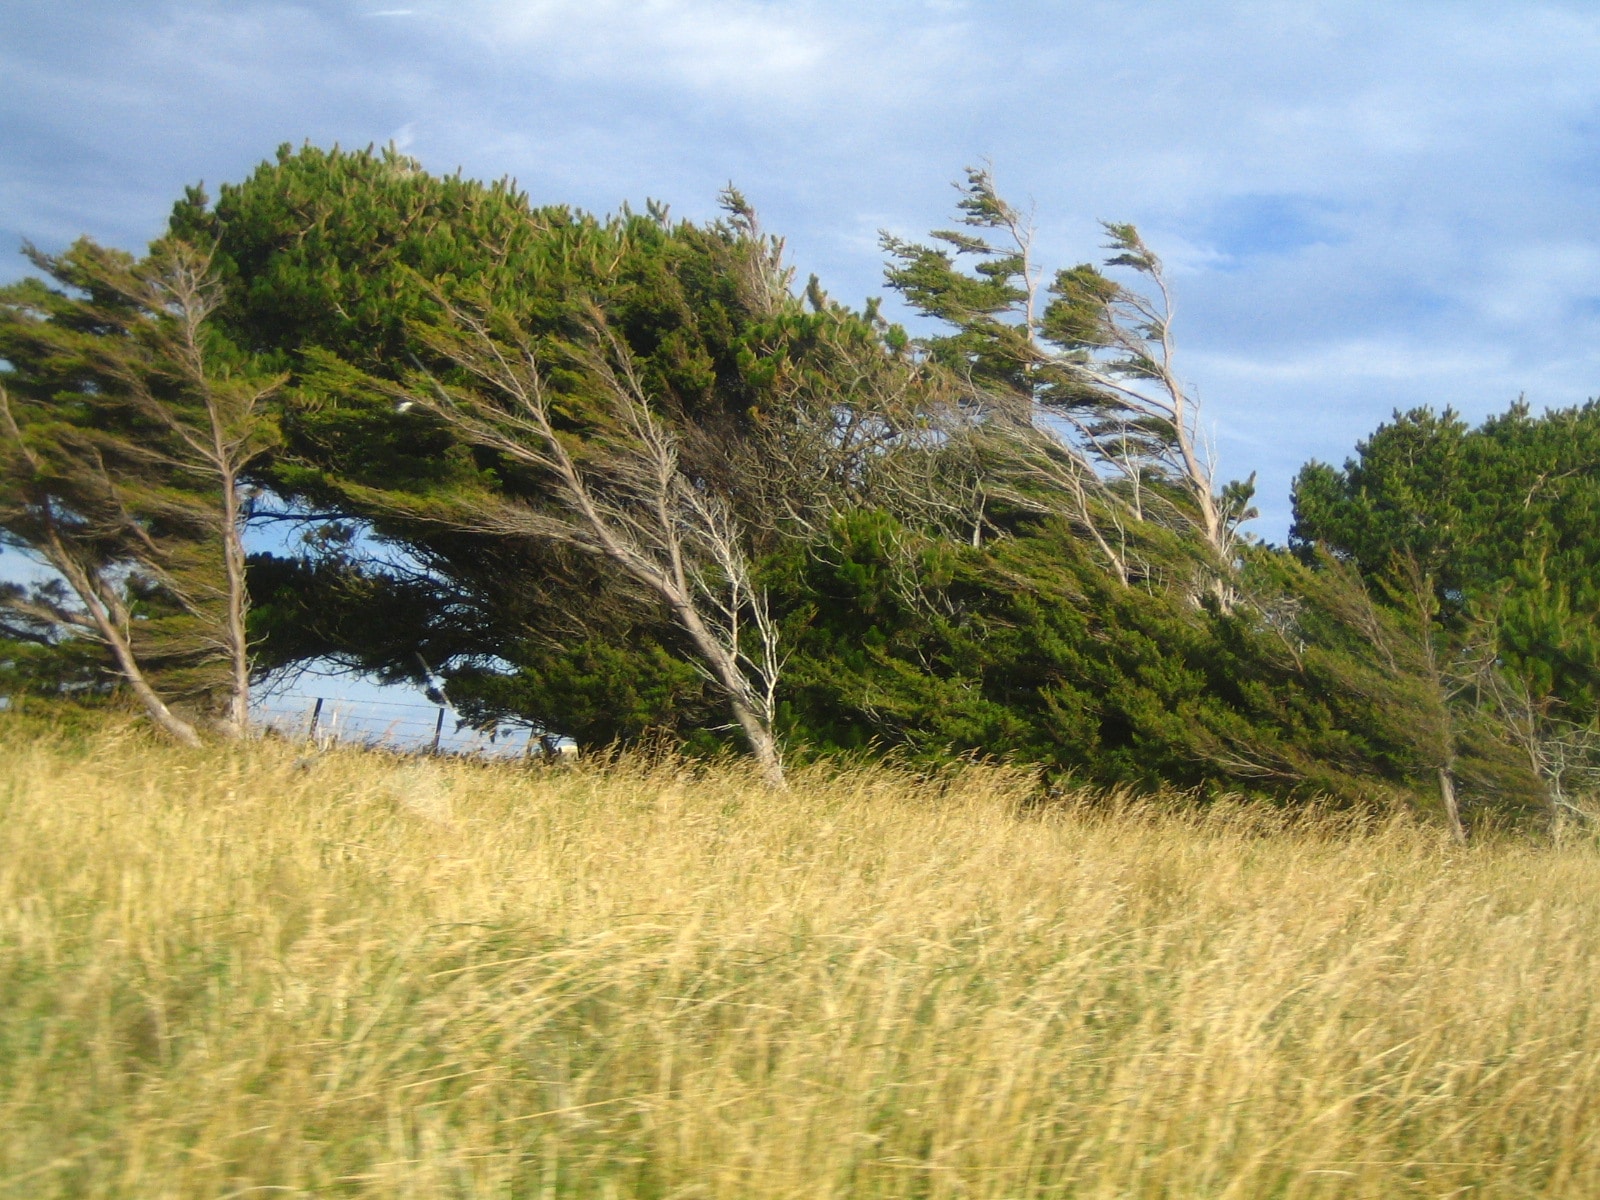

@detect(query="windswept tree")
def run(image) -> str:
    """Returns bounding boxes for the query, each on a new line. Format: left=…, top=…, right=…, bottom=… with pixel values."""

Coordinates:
left=0, top=238, right=281, bottom=741
left=883, top=167, right=1255, bottom=593
left=1466, top=563, right=1600, bottom=823
left=365, top=294, right=790, bottom=787
left=2, top=144, right=1577, bottom=827
left=181, top=145, right=961, bottom=763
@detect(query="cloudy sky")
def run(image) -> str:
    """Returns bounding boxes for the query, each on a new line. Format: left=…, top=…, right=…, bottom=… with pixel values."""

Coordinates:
left=6, top=0, right=1600, bottom=545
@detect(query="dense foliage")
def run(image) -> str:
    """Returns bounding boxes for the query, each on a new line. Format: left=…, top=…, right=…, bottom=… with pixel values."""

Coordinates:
left=1293, top=403, right=1600, bottom=814
left=3, top=143, right=1595, bottom=825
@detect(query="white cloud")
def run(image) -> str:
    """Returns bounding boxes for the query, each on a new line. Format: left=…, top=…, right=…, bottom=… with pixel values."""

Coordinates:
left=1468, top=242, right=1600, bottom=327
left=451, top=0, right=971, bottom=118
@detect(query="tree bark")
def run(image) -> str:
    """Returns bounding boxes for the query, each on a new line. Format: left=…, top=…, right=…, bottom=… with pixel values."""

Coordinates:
left=217, top=464, right=252, bottom=737
left=669, top=596, right=786, bottom=790
left=50, top=535, right=203, bottom=748
left=1438, top=766, right=1467, bottom=845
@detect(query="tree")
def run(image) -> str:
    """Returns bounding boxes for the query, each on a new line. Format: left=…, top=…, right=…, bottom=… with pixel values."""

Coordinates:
left=1292, top=400, right=1600, bottom=823
left=883, top=167, right=1255, bottom=594
left=186, top=145, right=955, bottom=758
left=1290, top=406, right=1471, bottom=599
left=356, top=295, right=788, bottom=786
left=1239, top=548, right=1546, bottom=832
left=2, top=146, right=1502, bottom=812
left=1463, top=555, right=1600, bottom=824
left=0, top=238, right=281, bottom=742
left=8, top=145, right=1567, bottom=820
left=765, top=507, right=1468, bottom=806
left=1044, top=223, right=1257, bottom=569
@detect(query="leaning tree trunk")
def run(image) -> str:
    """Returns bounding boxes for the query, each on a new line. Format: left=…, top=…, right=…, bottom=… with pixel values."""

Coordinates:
left=669, top=596, right=786, bottom=790
left=1438, top=766, right=1467, bottom=846
left=55, top=549, right=203, bottom=748
left=218, top=465, right=253, bottom=738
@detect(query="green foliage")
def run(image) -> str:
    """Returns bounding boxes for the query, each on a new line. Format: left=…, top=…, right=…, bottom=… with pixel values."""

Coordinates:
left=446, top=639, right=716, bottom=751
left=769, top=510, right=1449, bottom=804
left=190, top=144, right=938, bottom=747
left=6, top=144, right=1587, bottom=823
left=1291, top=400, right=1600, bottom=816
left=1292, top=402, right=1600, bottom=614
left=881, top=165, right=1042, bottom=399
left=0, top=237, right=279, bottom=731
left=1291, top=401, right=1600, bottom=719
left=883, top=168, right=1250, bottom=575
left=246, top=545, right=722, bottom=751
left=0, top=585, right=111, bottom=702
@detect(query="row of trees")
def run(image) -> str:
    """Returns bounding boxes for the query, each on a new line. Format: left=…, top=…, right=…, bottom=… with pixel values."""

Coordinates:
left=3, top=144, right=1596, bottom=830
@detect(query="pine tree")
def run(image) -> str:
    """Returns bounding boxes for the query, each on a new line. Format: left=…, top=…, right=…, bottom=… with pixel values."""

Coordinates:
left=1292, top=399, right=1600, bottom=823
left=185, top=145, right=949, bottom=763
left=882, top=167, right=1256, bottom=594
left=0, top=238, right=281, bottom=741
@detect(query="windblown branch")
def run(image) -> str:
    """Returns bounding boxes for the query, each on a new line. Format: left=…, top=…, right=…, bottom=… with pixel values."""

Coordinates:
left=381, top=294, right=788, bottom=787
left=0, top=239, right=281, bottom=739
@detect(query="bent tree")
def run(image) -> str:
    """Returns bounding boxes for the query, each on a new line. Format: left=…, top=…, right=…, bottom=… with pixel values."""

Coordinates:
left=0, top=238, right=281, bottom=741
left=358, top=292, right=789, bottom=788
left=1293, top=401, right=1600, bottom=827
left=883, top=167, right=1256, bottom=597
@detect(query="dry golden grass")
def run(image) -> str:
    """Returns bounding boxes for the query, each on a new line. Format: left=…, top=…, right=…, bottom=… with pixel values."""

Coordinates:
left=3, top=721, right=1600, bottom=1198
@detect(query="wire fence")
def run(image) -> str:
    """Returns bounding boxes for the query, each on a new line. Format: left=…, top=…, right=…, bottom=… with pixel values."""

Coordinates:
left=251, top=694, right=568, bottom=760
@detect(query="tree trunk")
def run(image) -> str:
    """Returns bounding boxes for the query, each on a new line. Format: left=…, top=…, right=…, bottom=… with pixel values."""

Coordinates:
left=669, top=597, right=786, bottom=790
left=119, top=656, right=205, bottom=748
left=219, top=470, right=252, bottom=737
left=51, top=540, right=203, bottom=748
left=98, top=605, right=204, bottom=748
left=1438, top=766, right=1467, bottom=845
left=728, top=696, right=788, bottom=791
left=94, top=593, right=203, bottom=748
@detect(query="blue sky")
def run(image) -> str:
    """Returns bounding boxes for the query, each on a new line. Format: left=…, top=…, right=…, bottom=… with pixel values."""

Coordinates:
left=6, top=0, right=1600, bottom=548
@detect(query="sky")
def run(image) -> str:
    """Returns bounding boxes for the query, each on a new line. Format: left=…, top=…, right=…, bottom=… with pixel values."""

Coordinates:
left=5, top=0, right=1600, bottom=543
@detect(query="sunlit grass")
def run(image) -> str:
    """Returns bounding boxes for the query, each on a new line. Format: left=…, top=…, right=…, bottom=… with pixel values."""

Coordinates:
left=3, top=719, right=1600, bottom=1197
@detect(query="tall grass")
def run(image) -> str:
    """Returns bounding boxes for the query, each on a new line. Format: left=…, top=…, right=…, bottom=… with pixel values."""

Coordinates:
left=3, top=722, right=1600, bottom=1198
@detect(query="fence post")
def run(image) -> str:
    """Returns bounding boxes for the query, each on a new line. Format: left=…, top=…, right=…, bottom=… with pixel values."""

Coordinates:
left=307, top=697, right=324, bottom=742
left=431, top=706, right=446, bottom=754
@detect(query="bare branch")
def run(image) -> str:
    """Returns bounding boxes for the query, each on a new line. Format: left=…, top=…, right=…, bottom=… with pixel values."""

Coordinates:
left=386, top=291, right=788, bottom=787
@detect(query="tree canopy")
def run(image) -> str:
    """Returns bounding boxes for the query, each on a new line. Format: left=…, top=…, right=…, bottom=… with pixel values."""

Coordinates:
left=2, top=143, right=1593, bottom=829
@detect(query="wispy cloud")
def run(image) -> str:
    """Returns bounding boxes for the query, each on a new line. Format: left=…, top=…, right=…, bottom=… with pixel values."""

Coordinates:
left=456, top=0, right=970, bottom=117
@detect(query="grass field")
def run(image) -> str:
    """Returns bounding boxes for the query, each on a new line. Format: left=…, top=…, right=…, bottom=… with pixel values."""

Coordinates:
left=3, top=721, right=1600, bottom=1198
